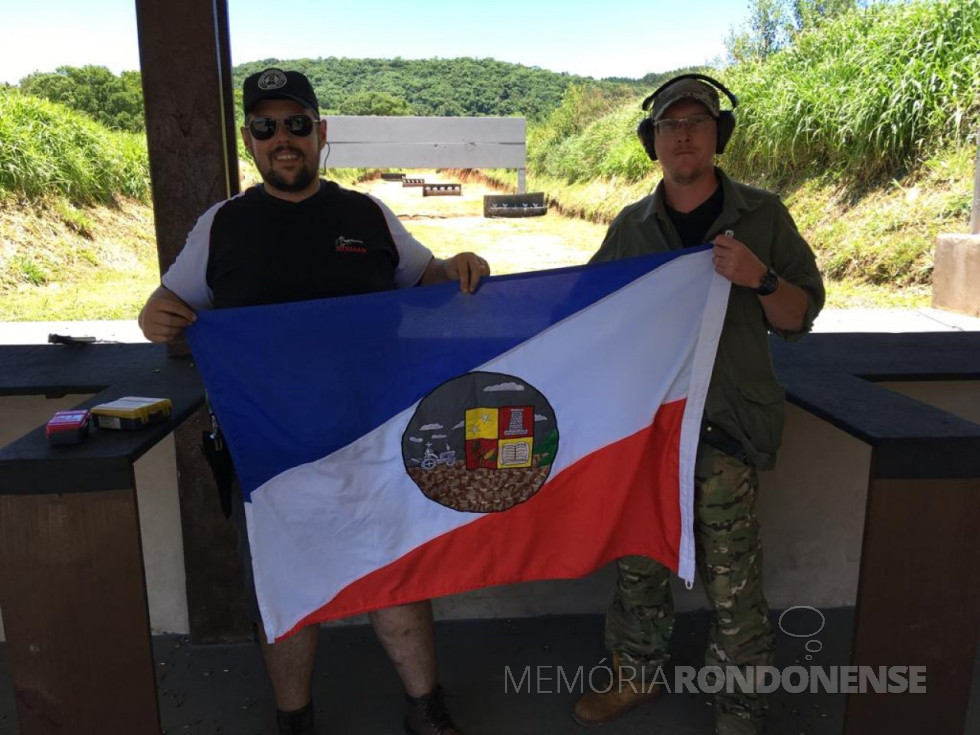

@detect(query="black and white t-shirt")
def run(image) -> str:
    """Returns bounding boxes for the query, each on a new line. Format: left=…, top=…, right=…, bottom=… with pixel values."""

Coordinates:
left=162, top=180, right=433, bottom=310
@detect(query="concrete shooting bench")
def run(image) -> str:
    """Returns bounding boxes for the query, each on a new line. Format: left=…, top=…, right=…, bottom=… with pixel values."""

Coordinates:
left=0, top=343, right=205, bottom=732
left=769, top=331, right=980, bottom=733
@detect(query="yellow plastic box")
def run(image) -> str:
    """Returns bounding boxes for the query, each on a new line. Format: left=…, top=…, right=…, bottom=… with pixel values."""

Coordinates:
left=90, top=396, right=173, bottom=431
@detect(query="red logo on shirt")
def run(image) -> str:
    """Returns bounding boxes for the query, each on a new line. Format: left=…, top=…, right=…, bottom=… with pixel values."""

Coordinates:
left=335, top=236, right=368, bottom=254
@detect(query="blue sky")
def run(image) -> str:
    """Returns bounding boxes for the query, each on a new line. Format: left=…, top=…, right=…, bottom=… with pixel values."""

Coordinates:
left=1, top=0, right=750, bottom=85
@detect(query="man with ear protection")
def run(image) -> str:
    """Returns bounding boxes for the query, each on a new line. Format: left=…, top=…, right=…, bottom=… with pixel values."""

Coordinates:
left=139, top=68, right=482, bottom=735
left=572, top=75, right=824, bottom=734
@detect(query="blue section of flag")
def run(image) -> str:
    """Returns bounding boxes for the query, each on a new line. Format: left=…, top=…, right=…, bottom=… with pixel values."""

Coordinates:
left=186, top=249, right=705, bottom=496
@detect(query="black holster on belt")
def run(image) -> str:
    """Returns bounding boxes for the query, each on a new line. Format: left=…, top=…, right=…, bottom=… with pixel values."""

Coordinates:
left=700, top=420, right=747, bottom=462
left=201, top=400, right=235, bottom=518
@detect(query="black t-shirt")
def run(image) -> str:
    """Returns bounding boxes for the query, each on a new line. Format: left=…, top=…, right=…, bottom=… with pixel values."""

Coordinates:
left=204, top=181, right=402, bottom=309
left=666, top=184, right=724, bottom=249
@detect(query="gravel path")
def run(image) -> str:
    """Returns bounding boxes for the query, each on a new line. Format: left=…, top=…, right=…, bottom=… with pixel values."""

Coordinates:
left=356, top=175, right=607, bottom=275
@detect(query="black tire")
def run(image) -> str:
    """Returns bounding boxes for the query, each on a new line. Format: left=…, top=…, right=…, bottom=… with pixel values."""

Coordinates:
left=485, top=205, right=548, bottom=218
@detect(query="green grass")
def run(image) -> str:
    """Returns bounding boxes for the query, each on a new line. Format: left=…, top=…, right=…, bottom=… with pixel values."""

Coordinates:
left=785, top=144, right=974, bottom=287
left=481, top=140, right=973, bottom=293
left=0, top=267, right=159, bottom=320
left=520, top=0, right=980, bottom=190
left=725, top=0, right=980, bottom=184
left=0, top=197, right=158, bottom=320
left=0, top=89, right=150, bottom=205
left=11, top=255, right=49, bottom=286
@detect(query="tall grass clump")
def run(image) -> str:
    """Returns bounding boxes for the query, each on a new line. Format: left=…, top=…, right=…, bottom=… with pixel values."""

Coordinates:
left=724, top=0, right=980, bottom=184
left=528, top=84, right=649, bottom=183
left=0, top=88, right=151, bottom=204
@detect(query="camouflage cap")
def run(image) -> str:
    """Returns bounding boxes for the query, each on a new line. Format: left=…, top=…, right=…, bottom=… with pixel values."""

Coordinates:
left=648, top=77, right=721, bottom=121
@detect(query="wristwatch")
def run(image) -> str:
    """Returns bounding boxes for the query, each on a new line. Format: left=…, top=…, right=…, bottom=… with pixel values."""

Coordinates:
left=756, top=266, right=779, bottom=296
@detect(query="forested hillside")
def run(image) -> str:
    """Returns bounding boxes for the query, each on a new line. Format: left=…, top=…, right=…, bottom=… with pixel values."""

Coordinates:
left=13, top=56, right=649, bottom=128
left=233, top=57, right=639, bottom=119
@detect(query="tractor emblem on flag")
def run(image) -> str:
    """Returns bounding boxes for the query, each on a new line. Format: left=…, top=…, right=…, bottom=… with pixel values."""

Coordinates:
left=420, top=444, right=457, bottom=470
left=402, top=371, right=559, bottom=513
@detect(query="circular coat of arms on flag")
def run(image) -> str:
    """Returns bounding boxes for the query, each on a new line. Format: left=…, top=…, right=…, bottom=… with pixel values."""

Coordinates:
left=401, top=371, right=559, bottom=513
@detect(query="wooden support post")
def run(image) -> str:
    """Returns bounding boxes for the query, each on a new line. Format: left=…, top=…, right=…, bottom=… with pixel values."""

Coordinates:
left=134, top=0, right=251, bottom=643
left=136, top=0, right=239, bottom=274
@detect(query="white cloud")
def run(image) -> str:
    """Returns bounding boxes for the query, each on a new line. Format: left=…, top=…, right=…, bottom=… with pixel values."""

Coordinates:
left=484, top=382, right=525, bottom=392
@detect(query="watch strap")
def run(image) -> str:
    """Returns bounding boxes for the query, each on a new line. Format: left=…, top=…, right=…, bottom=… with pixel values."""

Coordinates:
left=757, top=266, right=779, bottom=296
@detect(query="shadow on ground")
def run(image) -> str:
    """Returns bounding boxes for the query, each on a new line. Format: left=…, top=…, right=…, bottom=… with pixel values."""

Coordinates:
left=0, top=609, right=886, bottom=734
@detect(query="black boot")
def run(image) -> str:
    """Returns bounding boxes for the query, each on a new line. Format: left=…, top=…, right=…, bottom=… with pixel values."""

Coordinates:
left=404, top=686, right=462, bottom=735
left=277, top=702, right=316, bottom=735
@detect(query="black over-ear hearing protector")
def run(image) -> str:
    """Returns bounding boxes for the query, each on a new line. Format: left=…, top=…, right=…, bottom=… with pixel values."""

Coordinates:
left=636, top=73, right=739, bottom=161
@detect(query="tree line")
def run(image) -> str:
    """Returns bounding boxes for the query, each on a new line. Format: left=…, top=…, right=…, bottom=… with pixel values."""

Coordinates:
left=234, top=56, right=638, bottom=119
left=19, top=65, right=145, bottom=132
left=12, top=0, right=870, bottom=129
left=14, top=57, right=643, bottom=132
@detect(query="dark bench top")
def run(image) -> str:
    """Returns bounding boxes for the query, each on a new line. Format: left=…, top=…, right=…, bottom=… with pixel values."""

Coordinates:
left=770, top=331, right=980, bottom=479
left=1, top=332, right=978, bottom=495
left=0, top=343, right=205, bottom=494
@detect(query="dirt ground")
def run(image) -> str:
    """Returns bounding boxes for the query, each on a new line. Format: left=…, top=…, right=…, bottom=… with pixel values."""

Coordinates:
left=355, top=175, right=608, bottom=275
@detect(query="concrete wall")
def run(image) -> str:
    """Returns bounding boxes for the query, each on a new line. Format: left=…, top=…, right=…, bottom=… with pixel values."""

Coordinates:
left=320, top=116, right=526, bottom=169
left=1, top=381, right=977, bottom=639
left=933, top=234, right=980, bottom=317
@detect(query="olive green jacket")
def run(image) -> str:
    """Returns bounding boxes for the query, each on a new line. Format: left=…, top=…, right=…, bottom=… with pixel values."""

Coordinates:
left=591, top=168, right=825, bottom=469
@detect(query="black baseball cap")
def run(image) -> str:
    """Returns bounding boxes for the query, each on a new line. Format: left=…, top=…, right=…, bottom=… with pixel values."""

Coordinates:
left=243, top=68, right=320, bottom=116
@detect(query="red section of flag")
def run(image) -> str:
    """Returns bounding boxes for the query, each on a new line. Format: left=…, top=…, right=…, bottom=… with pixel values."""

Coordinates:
left=280, top=399, right=685, bottom=639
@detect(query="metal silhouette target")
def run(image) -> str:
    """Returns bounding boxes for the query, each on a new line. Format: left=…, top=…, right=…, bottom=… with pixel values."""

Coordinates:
left=402, top=371, right=559, bottom=513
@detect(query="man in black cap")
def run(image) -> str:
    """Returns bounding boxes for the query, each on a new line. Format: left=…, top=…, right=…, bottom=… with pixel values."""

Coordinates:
left=139, top=67, right=481, bottom=735
left=571, top=74, right=824, bottom=734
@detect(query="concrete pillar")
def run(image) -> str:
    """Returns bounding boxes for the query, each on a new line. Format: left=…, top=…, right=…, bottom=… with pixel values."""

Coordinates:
left=932, top=233, right=980, bottom=317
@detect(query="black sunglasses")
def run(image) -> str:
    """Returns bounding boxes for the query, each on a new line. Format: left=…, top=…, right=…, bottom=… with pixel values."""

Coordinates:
left=247, top=114, right=317, bottom=141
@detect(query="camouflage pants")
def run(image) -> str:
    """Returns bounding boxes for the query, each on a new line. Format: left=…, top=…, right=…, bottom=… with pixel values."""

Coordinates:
left=604, top=444, right=774, bottom=733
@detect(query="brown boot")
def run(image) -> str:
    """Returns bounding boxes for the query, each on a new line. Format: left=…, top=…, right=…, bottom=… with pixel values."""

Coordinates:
left=572, top=654, right=662, bottom=726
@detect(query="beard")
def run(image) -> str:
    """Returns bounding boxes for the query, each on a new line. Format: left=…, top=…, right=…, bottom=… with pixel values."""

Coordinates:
left=669, top=169, right=709, bottom=187
left=665, top=157, right=714, bottom=188
left=259, top=146, right=319, bottom=193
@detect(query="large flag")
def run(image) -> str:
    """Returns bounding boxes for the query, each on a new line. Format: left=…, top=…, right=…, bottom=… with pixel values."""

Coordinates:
left=187, top=248, right=729, bottom=642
